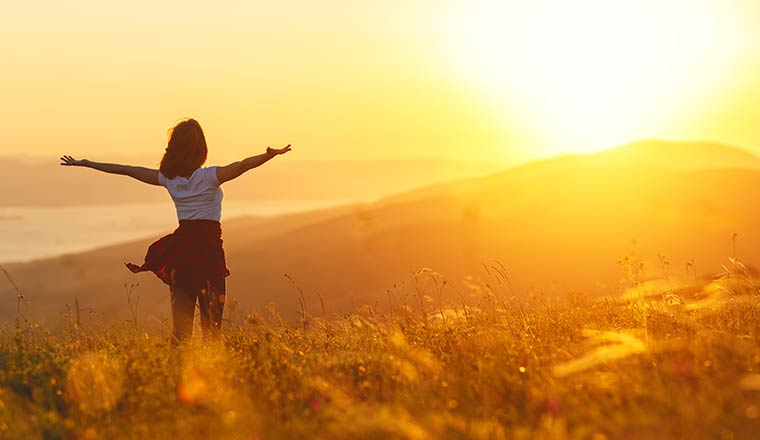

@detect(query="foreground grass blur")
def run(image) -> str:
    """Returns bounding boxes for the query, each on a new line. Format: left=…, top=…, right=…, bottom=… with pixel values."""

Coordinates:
left=2, top=262, right=760, bottom=439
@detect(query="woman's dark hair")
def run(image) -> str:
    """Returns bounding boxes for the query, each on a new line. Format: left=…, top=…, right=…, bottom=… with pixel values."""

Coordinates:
left=160, top=118, right=208, bottom=179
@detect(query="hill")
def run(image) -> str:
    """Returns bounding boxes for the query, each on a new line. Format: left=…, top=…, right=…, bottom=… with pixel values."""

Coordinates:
left=575, top=139, right=760, bottom=170
left=2, top=140, right=760, bottom=323
left=0, top=156, right=496, bottom=206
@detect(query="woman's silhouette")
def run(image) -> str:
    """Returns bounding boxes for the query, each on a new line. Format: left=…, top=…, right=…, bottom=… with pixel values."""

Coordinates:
left=60, top=118, right=291, bottom=343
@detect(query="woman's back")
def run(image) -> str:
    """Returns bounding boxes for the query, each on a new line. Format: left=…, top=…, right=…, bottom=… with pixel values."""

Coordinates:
left=159, top=166, right=223, bottom=222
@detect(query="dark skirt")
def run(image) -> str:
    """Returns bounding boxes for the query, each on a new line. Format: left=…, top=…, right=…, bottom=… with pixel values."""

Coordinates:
left=126, top=219, right=230, bottom=289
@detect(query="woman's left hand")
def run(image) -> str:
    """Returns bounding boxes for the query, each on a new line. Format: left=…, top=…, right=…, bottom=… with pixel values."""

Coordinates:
left=266, top=145, right=292, bottom=156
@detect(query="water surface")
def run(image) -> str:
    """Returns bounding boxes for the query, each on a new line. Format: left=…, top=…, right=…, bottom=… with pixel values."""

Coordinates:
left=0, top=200, right=346, bottom=263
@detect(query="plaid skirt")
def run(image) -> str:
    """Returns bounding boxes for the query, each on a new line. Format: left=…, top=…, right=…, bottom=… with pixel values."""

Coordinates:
left=125, top=219, right=230, bottom=289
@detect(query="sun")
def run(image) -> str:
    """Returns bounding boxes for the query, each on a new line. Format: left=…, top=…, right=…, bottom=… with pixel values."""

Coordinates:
left=440, top=0, right=753, bottom=157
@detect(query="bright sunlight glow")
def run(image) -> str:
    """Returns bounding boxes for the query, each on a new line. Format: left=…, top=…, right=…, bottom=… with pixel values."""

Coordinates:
left=441, top=0, right=756, bottom=157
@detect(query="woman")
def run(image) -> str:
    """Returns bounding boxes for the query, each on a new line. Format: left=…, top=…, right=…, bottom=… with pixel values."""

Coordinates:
left=60, top=118, right=291, bottom=343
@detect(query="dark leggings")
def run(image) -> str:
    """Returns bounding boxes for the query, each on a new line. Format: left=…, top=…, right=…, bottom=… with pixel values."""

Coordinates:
left=170, top=278, right=226, bottom=343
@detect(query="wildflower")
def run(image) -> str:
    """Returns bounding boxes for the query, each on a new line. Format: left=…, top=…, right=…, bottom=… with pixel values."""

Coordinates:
left=310, top=398, right=322, bottom=412
left=545, top=398, right=562, bottom=415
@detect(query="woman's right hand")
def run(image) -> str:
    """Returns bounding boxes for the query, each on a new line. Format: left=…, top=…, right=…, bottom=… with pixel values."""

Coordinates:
left=59, top=155, right=90, bottom=167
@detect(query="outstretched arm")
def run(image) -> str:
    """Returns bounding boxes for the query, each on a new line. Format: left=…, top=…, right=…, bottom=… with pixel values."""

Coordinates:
left=216, top=144, right=292, bottom=185
left=59, top=155, right=160, bottom=186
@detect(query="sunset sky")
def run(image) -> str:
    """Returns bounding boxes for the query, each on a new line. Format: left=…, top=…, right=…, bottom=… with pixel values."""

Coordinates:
left=2, top=0, right=759, bottom=164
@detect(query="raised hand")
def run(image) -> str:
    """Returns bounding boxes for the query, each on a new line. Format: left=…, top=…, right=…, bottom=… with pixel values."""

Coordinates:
left=60, top=155, right=90, bottom=167
left=266, top=144, right=292, bottom=156
left=216, top=145, right=293, bottom=184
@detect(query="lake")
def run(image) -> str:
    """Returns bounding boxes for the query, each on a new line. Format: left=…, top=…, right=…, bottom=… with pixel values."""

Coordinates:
left=0, top=199, right=348, bottom=264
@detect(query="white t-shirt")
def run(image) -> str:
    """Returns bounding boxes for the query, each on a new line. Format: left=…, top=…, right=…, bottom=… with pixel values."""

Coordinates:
left=158, top=166, right=223, bottom=222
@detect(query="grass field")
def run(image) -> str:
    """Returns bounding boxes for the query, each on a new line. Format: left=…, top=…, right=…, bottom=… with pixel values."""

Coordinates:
left=2, top=261, right=760, bottom=439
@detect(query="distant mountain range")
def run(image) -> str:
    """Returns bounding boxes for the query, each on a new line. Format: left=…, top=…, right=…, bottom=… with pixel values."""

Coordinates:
left=0, top=156, right=498, bottom=206
left=556, top=139, right=760, bottom=170
left=3, top=140, right=760, bottom=323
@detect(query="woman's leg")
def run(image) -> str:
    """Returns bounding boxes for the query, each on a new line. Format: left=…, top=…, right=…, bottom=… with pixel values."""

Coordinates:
left=170, top=284, right=197, bottom=344
left=198, top=278, right=226, bottom=339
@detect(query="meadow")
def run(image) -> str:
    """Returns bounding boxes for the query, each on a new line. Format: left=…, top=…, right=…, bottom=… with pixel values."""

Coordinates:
left=2, top=258, right=760, bottom=440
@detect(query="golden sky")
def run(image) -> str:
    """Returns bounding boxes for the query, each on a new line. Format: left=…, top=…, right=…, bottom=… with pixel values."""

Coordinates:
left=1, top=0, right=759, bottom=164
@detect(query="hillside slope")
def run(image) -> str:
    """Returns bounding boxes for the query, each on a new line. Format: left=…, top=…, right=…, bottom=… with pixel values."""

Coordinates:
left=3, top=140, right=760, bottom=322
